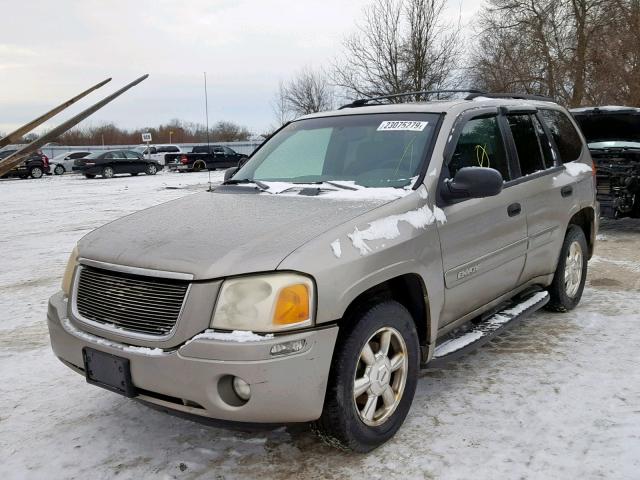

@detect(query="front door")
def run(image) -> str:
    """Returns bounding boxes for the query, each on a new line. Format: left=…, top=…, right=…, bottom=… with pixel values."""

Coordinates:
left=436, top=113, right=528, bottom=325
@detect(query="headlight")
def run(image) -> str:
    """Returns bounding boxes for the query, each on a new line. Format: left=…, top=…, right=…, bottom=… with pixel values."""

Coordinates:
left=211, top=273, right=314, bottom=332
left=61, top=246, right=78, bottom=296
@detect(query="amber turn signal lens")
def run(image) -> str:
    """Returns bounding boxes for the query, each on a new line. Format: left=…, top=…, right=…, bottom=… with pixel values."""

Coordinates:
left=273, top=284, right=310, bottom=325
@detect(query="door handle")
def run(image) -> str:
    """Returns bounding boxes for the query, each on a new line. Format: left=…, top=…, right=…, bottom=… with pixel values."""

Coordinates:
left=507, top=203, right=521, bottom=217
left=561, top=185, right=573, bottom=197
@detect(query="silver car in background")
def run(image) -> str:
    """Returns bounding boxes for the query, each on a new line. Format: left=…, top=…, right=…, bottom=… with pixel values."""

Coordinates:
left=50, top=151, right=91, bottom=175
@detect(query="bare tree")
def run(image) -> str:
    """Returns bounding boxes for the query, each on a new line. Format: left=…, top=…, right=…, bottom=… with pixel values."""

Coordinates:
left=333, top=0, right=461, bottom=101
left=469, top=0, right=615, bottom=107
left=274, top=68, right=334, bottom=123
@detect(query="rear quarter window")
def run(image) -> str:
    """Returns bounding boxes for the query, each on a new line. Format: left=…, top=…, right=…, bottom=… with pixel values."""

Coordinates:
left=539, top=109, right=583, bottom=163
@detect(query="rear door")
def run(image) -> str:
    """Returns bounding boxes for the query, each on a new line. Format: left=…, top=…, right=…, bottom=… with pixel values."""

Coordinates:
left=110, top=151, right=129, bottom=173
left=436, top=110, right=528, bottom=325
left=512, top=108, right=588, bottom=280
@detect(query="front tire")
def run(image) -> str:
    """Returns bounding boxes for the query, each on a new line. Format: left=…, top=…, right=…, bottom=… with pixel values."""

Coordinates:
left=53, top=164, right=65, bottom=175
left=313, top=300, right=419, bottom=452
left=546, top=225, right=588, bottom=312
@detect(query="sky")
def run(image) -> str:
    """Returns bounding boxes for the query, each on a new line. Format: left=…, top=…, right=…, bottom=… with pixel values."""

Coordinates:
left=0, top=0, right=484, bottom=138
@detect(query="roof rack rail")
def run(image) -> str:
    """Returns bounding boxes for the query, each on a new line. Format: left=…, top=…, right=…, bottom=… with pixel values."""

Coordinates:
left=465, top=92, right=555, bottom=102
left=339, top=89, right=486, bottom=109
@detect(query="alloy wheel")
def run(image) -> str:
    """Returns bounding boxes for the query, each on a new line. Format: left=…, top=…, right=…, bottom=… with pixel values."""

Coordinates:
left=564, top=240, right=583, bottom=298
left=353, top=327, right=408, bottom=427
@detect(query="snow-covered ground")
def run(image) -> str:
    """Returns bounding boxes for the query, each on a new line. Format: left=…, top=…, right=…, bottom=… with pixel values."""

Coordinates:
left=1, top=173, right=639, bottom=479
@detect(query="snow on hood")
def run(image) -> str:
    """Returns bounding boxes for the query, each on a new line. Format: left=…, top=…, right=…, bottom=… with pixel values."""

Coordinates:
left=77, top=191, right=393, bottom=280
left=250, top=180, right=413, bottom=201
left=347, top=192, right=446, bottom=255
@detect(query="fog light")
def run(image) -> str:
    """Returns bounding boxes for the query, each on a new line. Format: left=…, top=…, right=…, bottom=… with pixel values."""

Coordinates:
left=270, top=339, right=306, bottom=356
left=232, top=376, right=251, bottom=401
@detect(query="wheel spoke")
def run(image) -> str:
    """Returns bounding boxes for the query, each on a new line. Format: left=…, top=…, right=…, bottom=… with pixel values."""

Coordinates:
left=354, top=376, right=371, bottom=398
left=379, top=331, right=391, bottom=357
left=362, top=395, right=378, bottom=421
left=389, top=353, right=404, bottom=372
left=360, top=343, right=376, bottom=366
left=382, top=385, right=396, bottom=407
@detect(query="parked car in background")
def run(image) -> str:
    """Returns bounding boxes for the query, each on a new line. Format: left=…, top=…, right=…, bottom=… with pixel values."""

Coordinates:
left=134, top=144, right=182, bottom=166
left=571, top=106, right=640, bottom=219
left=0, top=149, right=50, bottom=179
left=72, top=150, right=161, bottom=179
left=166, top=145, right=248, bottom=172
left=50, top=151, right=91, bottom=175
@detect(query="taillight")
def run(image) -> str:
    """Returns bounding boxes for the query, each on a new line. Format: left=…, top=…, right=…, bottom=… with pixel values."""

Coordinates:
left=42, top=155, right=49, bottom=167
left=180, top=155, right=188, bottom=164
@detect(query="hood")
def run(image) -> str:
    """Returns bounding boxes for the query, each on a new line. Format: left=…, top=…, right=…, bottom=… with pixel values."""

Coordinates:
left=572, top=109, right=640, bottom=145
left=78, top=190, right=390, bottom=279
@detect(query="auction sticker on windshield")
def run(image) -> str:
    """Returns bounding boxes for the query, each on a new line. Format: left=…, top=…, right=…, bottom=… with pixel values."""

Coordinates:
left=377, top=121, right=428, bottom=132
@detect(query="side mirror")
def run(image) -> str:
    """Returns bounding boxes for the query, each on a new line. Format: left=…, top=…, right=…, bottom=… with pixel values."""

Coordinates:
left=442, top=167, right=503, bottom=202
left=224, top=166, right=239, bottom=181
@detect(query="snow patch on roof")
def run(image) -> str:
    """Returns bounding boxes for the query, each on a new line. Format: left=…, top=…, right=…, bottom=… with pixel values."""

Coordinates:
left=564, top=162, right=592, bottom=177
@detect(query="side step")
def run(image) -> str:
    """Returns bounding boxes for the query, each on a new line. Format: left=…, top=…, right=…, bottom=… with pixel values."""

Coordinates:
left=426, top=291, right=550, bottom=369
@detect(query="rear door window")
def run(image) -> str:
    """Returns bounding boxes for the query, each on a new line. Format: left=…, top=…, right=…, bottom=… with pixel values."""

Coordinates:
left=539, top=109, right=583, bottom=163
left=507, top=114, right=546, bottom=176
left=449, top=116, right=511, bottom=180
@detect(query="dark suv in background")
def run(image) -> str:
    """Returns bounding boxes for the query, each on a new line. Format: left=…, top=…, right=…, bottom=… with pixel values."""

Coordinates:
left=0, top=149, right=50, bottom=179
left=73, top=150, right=162, bottom=179
left=571, top=106, right=640, bottom=219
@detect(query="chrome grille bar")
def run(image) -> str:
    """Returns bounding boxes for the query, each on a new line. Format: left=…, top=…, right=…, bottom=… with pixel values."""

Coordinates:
left=75, top=266, right=189, bottom=336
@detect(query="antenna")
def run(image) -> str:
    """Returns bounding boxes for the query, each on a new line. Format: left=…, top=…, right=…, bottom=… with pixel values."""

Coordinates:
left=204, top=71, right=212, bottom=191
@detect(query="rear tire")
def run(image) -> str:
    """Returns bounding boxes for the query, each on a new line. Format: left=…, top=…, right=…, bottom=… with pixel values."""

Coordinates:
left=546, top=225, right=588, bottom=312
left=29, top=167, right=44, bottom=179
left=313, top=300, right=419, bottom=452
left=102, top=166, right=114, bottom=179
left=53, top=164, right=65, bottom=175
left=193, top=161, right=205, bottom=172
left=145, top=164, right=157, bottom=175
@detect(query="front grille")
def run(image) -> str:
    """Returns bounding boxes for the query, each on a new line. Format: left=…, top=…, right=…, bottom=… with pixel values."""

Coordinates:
left=75, top=266, right=189, bottom=336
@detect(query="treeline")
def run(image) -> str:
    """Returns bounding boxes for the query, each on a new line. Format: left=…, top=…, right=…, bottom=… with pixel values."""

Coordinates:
left=274, top=0, right=640, bottom=126
left=26, top=119, right=252, bottom=146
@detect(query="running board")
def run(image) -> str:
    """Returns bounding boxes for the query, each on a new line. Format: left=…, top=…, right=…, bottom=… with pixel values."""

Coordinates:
left=426, top=291, right=549, bottom=369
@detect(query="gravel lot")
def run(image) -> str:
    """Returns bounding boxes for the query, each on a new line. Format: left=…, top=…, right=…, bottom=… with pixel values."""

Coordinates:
left=1, top=173, right=638, bottom=479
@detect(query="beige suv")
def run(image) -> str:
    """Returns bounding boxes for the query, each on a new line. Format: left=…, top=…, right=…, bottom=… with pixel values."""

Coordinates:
left=48, top=92, right=597, bottom=452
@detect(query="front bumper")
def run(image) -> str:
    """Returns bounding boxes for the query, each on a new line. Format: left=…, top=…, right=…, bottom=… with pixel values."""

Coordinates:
left=47, top=292, right=338, bottom=423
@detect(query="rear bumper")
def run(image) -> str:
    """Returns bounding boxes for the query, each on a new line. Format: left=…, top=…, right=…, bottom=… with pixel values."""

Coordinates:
left=48, top=291, right=338, bottom=423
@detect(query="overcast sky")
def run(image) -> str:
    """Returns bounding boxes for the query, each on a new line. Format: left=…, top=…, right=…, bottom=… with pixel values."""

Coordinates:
left=0, top=0, right=484, bottom=138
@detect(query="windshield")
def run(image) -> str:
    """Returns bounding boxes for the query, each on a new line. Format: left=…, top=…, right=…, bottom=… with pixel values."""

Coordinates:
left=234, top=113, right=440, bottom=188
left=573, top=113, right=640, bottom=145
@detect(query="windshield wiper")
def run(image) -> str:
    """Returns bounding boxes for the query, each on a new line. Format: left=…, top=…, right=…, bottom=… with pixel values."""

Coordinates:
left=223, top=178, right=270, bottom=191
left=291, top=181, right=360, bottom=191
left=322, top=181, right=359, bottom=191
